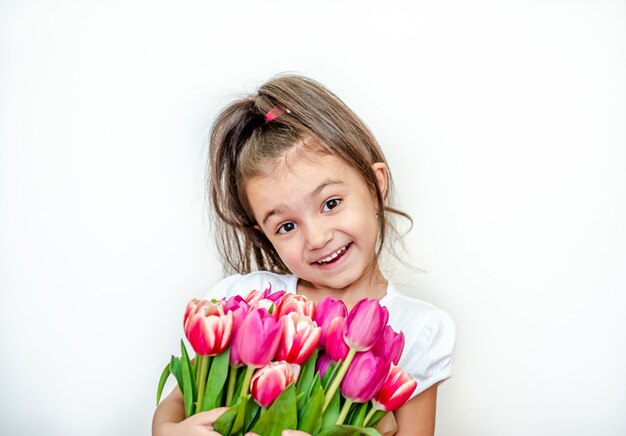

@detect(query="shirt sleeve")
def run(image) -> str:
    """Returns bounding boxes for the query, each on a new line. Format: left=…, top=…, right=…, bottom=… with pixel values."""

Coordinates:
left=401, top=309, right=456, bottom=397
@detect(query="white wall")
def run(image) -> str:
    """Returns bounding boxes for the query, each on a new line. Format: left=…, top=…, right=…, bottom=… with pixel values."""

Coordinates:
left=1, top=1, right=624, bottom=435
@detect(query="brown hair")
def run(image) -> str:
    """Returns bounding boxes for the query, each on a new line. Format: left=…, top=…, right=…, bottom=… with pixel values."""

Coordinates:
left=207, top=74, right=411, bottom=274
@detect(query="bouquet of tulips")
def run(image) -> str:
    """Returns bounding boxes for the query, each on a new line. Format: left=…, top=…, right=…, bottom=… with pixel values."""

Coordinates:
left=156, top=286, right=417, bottom=436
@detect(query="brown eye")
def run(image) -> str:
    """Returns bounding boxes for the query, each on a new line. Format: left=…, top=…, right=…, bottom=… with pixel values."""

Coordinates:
left=323, top=198, right=341, bottom=212
left=277, top=222, right=297, bottom=234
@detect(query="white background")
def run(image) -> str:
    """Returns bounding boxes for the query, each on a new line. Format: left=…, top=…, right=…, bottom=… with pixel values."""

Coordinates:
left=1, top=1, right=625, bottom=435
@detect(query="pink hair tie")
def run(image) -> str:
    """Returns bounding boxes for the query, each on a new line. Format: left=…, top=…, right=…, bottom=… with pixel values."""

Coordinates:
left=265, top=105, right=290, bottom=123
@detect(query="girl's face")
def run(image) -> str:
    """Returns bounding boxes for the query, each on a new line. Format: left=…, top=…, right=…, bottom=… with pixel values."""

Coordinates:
left=245, top=151, right=388, bottom=293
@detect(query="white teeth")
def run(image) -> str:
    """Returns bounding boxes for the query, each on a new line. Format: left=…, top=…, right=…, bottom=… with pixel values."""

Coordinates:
left=316, top=245, right=348, bottom=264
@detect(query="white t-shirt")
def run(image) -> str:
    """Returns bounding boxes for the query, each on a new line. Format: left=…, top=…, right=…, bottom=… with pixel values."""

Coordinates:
left=204, top=271, right=455, bottom=397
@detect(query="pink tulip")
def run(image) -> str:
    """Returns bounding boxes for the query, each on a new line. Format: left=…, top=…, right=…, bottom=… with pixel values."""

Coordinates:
left=371, top=325, right=405, bottom=365
left=235, top=308, right=283, bottom=367
left=325, top=317, right=350, bottom=362
left=244, top=289, right=262, bottom=304
left=275, top=313, right=321, bottom=364
left=344, top=299, right=388, bottom=351
left=183, top=298, right=208, bottom=331
left=316, top=353, right=332, bottom=379
left=184, top=300, right=234, bottom=356
left=223, top=295, right=250, bottom=313
left=314, top=297, right=348, bottom=348
left=340, top=351, right=390, bottom=403
left=273, top=293, right=315, bottom=320
left=244, top=284, right=286, bottom=307
left=226, top=302, right=250, bottom=367
left=372, top=365, right=417, bottom=412
left=250, top=361, right=300, bottom=407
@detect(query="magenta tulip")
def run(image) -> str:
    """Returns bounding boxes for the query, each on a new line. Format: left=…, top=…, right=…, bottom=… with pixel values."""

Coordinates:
left=235, top=308, right=283, bottom=367
left=184, top=300, right=234, bottom=356
left=340, top=350, right=390, bottom=403
left=314, top=297, right=348, bottom=348
left=371, top=325, right=405, bottom=365
left=344, top=299, right=389, bottom=351
left=244, top=284, right=286, bottom=308
left=223, top=294, right=250, bottom=313
left=325, top=317, right=350, bottom=362
left=275, top=313, right=321, bottom=364
left=372, top=365, right=417, bottom=412
left=273, top=293, right=315, bottom=320
left=316, top=353, right=332, bottom=379
left=226, top=302, right=250, bottom=367
left=250, top=361, right=300, bottom=407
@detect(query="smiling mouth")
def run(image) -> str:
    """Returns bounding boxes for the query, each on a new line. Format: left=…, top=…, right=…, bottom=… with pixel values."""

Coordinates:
left=313, top=243, right=351, bottom=265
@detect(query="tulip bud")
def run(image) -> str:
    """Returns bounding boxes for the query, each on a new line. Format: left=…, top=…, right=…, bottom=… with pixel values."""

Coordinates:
left=184, top=300, right=234, bottom=356
left=223, top=295, right=250, bottom=313
left=226, top=303, right=250, bottom=367
left=314, top=297, right=348, bottom=348
left=274, top=293, right=315, bottom=320
left=250, top=361, right=300, bottom=407
left=183, top=298, right=208, bottom=332
left=325, top=317, right=350, bottom=362
left=372, top=365, right=417, bottom=412
left=340, top=351, right=390, bottom=403
left=244, top=284, right=286, bottom=306
left=244, top=289, right=262, bottom=305
left=316, top=353, right=332, bottom=380
left=235, top=308, right=283, bottom=367
left=344, top=299, right=389, bottom=351
left=275, top=313, right=321, bottom=364
left=371, top=325, right=405, bottom=365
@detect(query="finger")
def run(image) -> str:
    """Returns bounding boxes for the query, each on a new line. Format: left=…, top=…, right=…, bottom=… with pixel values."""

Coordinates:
left=186, top=408, right=230, bottom=425
left=282, top=431, right=311, bottom=436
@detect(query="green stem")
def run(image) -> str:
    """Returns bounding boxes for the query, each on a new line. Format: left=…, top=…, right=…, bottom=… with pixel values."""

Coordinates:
left=239, top=365, right=256, bottom=401
left=363, top=407, right=377, bottom=427
left=336, top=398, right=354, bottom=425
left=196, top=355, right=210, bottom=411
left=322, top=348, right=357, bottom=412
left=226, top=365, right=238, bottom=406
left=194, top=357, right=201, bottom=391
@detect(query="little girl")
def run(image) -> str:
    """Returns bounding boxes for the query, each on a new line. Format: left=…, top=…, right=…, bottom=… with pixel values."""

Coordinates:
left=153, top=75, right=455, bottom=436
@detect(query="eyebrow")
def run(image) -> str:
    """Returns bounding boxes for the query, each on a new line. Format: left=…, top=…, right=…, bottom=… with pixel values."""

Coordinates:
left=261, top=179, right=344, bottom=225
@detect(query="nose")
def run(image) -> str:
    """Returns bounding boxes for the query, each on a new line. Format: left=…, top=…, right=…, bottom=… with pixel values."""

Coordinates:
left=304, top=221, right=333, bottom=251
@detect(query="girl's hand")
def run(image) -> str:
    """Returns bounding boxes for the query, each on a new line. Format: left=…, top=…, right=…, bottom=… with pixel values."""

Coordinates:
left=152, top=388, right=311, bottom=436
left=154, top=407, right=228, bottom=436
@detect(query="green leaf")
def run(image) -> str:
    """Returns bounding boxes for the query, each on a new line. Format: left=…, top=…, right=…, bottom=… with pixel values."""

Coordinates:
left=202, top=349, right=230, bottom=410
left=321, top=387, right=341, bottom=430
left=244, top=398, right=260, bottom=431
left=296, top=350, right=319, bottom=406
left=251, top=383, right=298, bottom=436
left=349, top=403, right=368, bottom=427
left=180, top=340, right=195, bottom=417
left=180, top=341, right=196, bottom=398
left=213, top=402, right=239, bottom=435
left=322, top=361, right=341, bottom=391
left=156, top=361, right=171, bottom=405
left=317, top=425, right=382, bottom=436
left=170, top=356, right=183, bottom=391
left=366, top=410, right=387, bottom=428
left=232, top=365, right=247, bottom=400
left=298, top=379, right=324, bottom=434
left=231, top=395, right=249, bottom=434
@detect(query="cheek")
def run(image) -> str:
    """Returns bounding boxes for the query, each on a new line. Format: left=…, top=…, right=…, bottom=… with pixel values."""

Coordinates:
left=271, top=239, right=301, bottom=263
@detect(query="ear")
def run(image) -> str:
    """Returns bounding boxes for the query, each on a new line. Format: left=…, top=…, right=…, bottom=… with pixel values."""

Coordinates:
left=371, top=162, right=389, bottom=204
